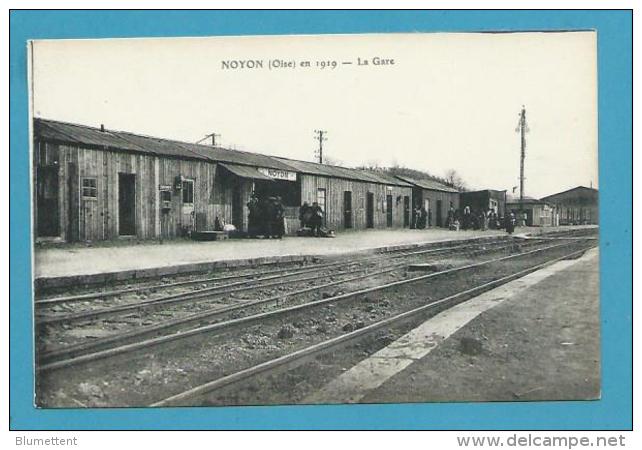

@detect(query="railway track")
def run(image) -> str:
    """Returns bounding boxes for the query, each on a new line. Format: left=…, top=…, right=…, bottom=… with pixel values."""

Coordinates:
left=152, top=245, right=593, bottom=407
left=37, top=236, right=553, bottom=365
left=35, top=235, right=512, bottom=306
left=36, top=237, right=542, bottom=348
left=36, top=236, right=538, bottom=325
left=36, top=236, right=596, bottom=408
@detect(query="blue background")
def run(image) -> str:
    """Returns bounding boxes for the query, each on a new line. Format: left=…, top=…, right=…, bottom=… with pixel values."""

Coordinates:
left=9, top=10, right=632, bottom=430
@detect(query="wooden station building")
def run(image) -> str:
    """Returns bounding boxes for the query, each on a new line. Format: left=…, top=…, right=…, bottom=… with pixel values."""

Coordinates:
left=393, top=175, right=460, bottom=227
left=33, top=118, right=414, bottom=243
left=541, top=186, right=599, bottom=225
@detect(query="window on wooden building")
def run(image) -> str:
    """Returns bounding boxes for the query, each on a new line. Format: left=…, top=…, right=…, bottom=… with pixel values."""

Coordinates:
left=82, top=177, right=98, bottom=199
left=182, top=179, right=194, bottom=204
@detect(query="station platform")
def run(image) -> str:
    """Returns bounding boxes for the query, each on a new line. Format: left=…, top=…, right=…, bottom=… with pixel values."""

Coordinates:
left=307, top=246, right=600, bottom=404
left=34, top=228, right=507, bottom=281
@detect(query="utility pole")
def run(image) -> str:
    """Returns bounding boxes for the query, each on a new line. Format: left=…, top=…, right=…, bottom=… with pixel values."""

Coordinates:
left=515, top=106, right=529, bottom=222
left=314, top=130, right=327, bottom=164
left=196, top=132, right=221, bottom=147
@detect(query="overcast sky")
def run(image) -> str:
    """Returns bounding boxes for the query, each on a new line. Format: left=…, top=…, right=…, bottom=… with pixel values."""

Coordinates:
left=31, top=32, right=597, bottom=198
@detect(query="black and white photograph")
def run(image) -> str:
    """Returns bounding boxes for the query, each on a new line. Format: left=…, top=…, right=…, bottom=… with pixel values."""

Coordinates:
left=30, top=31, right=600, bottom=408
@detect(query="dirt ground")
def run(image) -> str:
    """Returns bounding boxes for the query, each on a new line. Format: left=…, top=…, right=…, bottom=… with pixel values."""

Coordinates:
left=358, top=249, right=601, bottom=403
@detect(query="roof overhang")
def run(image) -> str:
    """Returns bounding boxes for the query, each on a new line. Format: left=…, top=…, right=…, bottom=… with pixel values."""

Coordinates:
left=219, top=163, right=276, bottom=181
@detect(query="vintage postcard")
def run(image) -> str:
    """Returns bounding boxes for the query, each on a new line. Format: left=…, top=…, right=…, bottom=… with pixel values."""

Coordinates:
left=29, top=32, right=599, bottom=408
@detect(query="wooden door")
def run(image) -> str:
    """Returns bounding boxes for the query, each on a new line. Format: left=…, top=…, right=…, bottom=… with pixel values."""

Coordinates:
left=181, top=179, right=195, bottom=234
left=118, top=173, right=136, bottom=235
left=386, top=194, right=393, bottom=227
left=36, top=166, right=60, bottom=237
left=343, top=191, right=353, bottom=229
left=232, top=186, right=243, bottom=230
left=366, top=192, right=374, bottom=228
left=403, top=195, right=410, bottom=228
left=67, top=163, right=79, bottom=241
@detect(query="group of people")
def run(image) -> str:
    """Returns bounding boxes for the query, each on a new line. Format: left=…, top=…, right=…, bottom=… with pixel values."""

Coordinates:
left=243, top=194, right=329, bottom=239
left=411, top=206, right=430, bottom=229
left=446, top=206, right=516, bottom=234
left=241, top=193, right=520, bottom=239
left=298, top=201, right=325, bottom=237
left=246, top=193, right=285, bottom=239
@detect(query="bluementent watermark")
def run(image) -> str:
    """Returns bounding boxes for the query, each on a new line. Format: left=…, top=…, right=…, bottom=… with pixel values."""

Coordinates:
left=15, top=436, right=78, bottom=446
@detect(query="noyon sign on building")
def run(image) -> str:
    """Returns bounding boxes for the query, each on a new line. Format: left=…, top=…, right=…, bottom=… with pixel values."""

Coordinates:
left=258, top=167, right=297, bottom=182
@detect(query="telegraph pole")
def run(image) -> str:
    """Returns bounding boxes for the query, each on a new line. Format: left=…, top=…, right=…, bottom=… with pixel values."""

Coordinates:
left=196, top=132, right=221, bottom=147
left=515, top=106, right=529, bottom=220
left=314, top=130, right=327, bottom=164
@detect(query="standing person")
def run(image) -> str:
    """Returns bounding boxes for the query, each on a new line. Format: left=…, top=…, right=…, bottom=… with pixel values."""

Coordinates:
left=462, top=206, right=471, bottom=230
left=418, top=206, right=427, bottom=229
left=413, top=206, right=421, bottom=229
left=479, top=210, right=487, bottom=231
left=446, top=207, right=454, bottom=228
left=488, top=211, right=496, bottom=230
left=505, top=212, right=516, bottom=235
left=310, top=201, right=323, bottom=237
left=262, top=197, right=276, bottom=238
left=274, top=196, right=285, bottom=239
left=299, top=201, right=310, bottom=229
left=214, top=215, right=223, bottom=232
left=246, top=193, right=260, bottom=238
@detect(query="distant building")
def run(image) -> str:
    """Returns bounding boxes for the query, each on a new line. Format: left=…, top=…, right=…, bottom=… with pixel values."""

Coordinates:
left=541, top=186, right=598, bottom=225
left=459, top=189, right=507, bottom=217
left=506, top=196, right=555, bottom=227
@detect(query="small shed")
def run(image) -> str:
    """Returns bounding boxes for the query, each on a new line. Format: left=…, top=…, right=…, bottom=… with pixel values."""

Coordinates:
left=459, top=189, right=507, bottom=217
left=506, top=196, right=555, bottom=227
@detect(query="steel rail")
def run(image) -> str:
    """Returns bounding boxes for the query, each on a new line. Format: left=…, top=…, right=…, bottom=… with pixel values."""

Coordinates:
left=38, top=240, right=585, bottom=372
left=39, top=237, right=547, bottom=362
left=36, top=237, right=528, bottom=325
left=150, top=246, right=593, bottom=407
left=38, top=262, right=407, bottom=363
left=36, top=235, right=509, bottom=305
left=36, top=261, right=406, bottom=326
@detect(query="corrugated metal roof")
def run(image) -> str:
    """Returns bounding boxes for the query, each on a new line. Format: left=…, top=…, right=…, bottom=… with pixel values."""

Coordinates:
left=394, top=175, right=459, bottom=193
left=274, top=157, right=412, bottom=187
left=219, top=163, right=274, bottom=181
left=506, top=196, right=549, bottom=205
left=183, top=143, right=295, bottom=171
left=541, top=186, right=598, bottom=202
left=35, top=119, right=145, bottom=153
left=35, top=118, right=413, bottom=187
left=114, top=132, right=210, bottom=160
left=463, top=189, right=507, bottom=195
left=35, top=118, right=297, bottom=170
